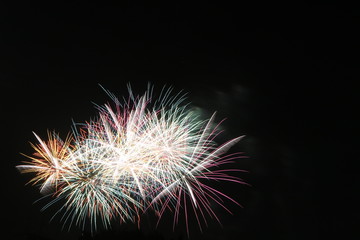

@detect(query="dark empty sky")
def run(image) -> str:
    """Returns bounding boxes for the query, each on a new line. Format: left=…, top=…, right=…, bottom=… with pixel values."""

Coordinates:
left=1, top=2, right=357, bottom=240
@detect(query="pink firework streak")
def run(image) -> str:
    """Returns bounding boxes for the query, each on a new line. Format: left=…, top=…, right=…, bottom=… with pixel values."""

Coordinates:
left=16, top=85, right=247, bottom=234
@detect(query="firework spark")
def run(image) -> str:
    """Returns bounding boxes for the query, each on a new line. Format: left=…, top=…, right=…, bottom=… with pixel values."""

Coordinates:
left=17, top=85, right=246, bottom=233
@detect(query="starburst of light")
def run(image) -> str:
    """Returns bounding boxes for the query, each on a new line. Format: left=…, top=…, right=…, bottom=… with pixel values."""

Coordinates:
left=17, top=85, right=246, bottom=233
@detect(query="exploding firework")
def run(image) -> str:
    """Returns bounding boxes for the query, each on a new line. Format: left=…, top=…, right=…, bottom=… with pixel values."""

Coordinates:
left=17, top=85, right=246, bottom=233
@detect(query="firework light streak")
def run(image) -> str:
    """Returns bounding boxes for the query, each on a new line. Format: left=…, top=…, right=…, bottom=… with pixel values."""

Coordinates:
left=17, top=85, right=246, bottom=233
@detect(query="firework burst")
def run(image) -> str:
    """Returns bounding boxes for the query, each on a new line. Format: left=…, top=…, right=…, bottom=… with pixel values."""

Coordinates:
left=17, top=85, right=246, bottom=233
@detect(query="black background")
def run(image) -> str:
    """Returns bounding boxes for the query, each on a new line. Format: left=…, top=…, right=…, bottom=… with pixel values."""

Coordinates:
left=1, top=2, right=357, bottom=240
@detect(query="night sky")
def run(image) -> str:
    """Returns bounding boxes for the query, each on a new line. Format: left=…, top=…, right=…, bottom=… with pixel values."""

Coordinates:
left=1, top=2, right=357, bottom=240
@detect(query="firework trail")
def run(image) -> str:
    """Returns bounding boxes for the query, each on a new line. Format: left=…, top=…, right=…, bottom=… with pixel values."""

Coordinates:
left=17, top=85, right=246, bottom=233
